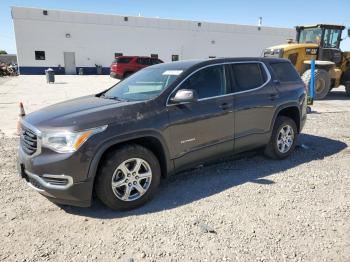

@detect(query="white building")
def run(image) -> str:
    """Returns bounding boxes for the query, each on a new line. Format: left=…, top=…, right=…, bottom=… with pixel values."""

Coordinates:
left=12, top=6, right=295, bottom=75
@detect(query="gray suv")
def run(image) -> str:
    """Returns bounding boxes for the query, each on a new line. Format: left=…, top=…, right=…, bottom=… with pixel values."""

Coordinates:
left=18, top=58, right=307, bottom=210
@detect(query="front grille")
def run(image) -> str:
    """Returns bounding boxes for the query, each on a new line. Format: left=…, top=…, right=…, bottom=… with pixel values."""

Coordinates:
left=21, top=127, right=38, bottom=155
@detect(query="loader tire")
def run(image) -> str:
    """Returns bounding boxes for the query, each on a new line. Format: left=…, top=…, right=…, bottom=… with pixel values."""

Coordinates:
left=301, top=69, right=331, bottom=100
left=345, top=82, right=350, bottom=97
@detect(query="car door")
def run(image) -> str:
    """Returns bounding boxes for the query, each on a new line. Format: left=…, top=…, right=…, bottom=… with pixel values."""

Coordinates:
left=229, top=62, right=278, bottom=152
left=166, top=64, right=235, bottom=169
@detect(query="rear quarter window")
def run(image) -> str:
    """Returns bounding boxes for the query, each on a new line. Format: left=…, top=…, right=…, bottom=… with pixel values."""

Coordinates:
left=270, top=62, right=301, bottom=82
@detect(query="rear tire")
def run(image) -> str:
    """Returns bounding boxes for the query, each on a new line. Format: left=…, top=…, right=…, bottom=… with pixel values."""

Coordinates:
left=301, top=69, right=331, bottom=100
left=345, top=82, right=350, bottom=97
left=95, top=144, right=161, bottom=211
left=264, top=116, right=298, bottom=159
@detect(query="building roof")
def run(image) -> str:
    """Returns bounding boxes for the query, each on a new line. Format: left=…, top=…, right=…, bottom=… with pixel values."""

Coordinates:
left=11, top=6, right=294, bottom=35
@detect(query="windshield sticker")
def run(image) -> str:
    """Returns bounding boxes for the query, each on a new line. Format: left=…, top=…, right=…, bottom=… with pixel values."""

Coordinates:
left=163, top=70, right=183, bottom=76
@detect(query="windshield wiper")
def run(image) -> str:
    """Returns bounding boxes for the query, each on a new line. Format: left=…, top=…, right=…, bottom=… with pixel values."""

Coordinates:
left=100, top=94, right=128, bottom=102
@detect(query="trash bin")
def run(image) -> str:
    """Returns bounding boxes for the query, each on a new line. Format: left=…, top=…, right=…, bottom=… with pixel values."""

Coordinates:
left=45, top=68, right=55, bottom=84
left=95, top=64, right=102, bottom=75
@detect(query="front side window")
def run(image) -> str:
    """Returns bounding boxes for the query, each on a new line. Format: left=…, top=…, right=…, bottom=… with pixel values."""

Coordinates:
left=231, top=63, right=267, bottom=92
left=299, top=28, right=322, bottom=44
left=114, top=57, right=132, bottom=63
left=180, top=65, right=227, bottom=99
left=103, top=68, right=182, bottom=101
left=35, top=51, right=45, bottom=60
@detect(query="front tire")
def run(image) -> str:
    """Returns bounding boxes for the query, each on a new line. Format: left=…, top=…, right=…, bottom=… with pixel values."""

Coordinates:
left=301, top=69, right=331, bottom=100
left=264, top=116, right=298, bottom=159
left=95, top=144, right=161, bottom=211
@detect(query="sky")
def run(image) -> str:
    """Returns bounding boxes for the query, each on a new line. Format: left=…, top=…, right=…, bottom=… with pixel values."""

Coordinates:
left=1, top=0, right=350, bottom=54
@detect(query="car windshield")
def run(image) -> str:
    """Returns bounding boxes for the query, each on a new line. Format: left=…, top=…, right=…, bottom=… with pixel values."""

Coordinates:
left=298, top=28, right=322, bottom=44
left=102, top=68, right=183, bottom=101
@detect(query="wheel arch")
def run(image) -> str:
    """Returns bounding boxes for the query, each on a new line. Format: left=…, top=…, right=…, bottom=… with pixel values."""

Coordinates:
left=87, top=131, right=173, bottom=183
left=271, top=104, right=301, bottom=133
left=302, top=60, right=335, bottom=74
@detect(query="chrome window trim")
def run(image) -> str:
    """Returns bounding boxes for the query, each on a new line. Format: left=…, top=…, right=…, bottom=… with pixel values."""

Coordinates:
left=20, top=119, right=42, bottom=158
left=166, top=61, right=271, bottom=106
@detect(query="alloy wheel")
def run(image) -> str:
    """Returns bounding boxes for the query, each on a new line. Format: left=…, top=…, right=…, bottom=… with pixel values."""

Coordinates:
left=111, top=158, right=152, bottom=201
left=276, top=124, right=294, bottom=154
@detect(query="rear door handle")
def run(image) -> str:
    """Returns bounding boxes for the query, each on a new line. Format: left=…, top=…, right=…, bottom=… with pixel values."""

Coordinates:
left=270, top=94, right=279, bottom=100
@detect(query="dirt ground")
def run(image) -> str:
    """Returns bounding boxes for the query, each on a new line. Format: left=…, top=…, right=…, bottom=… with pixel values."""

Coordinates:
left=0, top=76, right=350, bottom=261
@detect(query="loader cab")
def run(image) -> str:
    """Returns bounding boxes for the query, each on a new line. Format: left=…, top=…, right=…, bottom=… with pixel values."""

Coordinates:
left=296, top=24, right=345, bottom=64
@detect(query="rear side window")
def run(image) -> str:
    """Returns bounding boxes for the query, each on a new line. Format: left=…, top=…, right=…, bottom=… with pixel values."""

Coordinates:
left=151, top=58, right=162, bottom=65
left=114, top=57, right=132, bottom=63
left=137, top=58, right=152, bottom=65
left=231, top=63, right=267, bottom=92
left=270, top=62, right=300, bottom=82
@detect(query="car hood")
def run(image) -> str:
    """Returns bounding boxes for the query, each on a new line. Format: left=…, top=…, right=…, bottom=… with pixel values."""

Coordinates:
left=23, top=95, right=139, bottom=132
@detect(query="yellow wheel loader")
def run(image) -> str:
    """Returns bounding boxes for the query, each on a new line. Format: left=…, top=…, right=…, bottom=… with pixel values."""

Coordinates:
left=263, top=24, right=350, bottom=100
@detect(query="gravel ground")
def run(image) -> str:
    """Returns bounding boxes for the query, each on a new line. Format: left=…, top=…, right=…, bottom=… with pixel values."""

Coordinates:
left=0, top=78, right=350, bottom=261
left=0, top=75, right=118, bottom=137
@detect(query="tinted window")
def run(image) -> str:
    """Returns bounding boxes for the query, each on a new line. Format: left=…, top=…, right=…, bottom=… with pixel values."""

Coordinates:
left=181, top=65, right=227, bottom=99
left=151, top=58, right=162, bottom=65
left=231, top=63, right=267, bottom=92
left=114, top=57, right=132, bottom=63
left=270, top=62, right=300, bottom=82
left=35, top=51, right=45, bottom=60
left=137, top=58, right=152, bottom=65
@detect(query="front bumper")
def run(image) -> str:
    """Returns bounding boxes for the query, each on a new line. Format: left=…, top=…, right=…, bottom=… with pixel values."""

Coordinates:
left=18, top=161, right=93, bottom=207
left=17, top=128, right=95, bottom=207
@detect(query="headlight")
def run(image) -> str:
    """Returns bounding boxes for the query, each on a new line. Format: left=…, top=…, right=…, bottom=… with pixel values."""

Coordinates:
left=262, top=48, right=284, bottom=58
left=42, top=125, right=107, bottom=153
left=272, top=48, right=284, bottom=57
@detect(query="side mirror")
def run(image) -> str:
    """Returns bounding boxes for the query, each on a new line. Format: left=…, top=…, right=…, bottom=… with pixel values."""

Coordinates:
left=348, top=28, right=350, bottom=37
left=171, top=89, right=198, bottom=104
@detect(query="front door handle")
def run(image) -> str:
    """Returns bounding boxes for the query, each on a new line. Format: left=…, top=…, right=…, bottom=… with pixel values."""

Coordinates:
left=219, top=103, right=230, bottom=110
